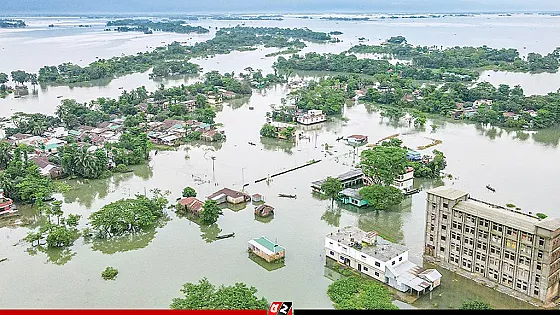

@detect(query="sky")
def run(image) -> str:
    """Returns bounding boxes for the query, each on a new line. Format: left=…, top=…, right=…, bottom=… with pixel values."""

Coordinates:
left=2, top=0, right=560, bottom=14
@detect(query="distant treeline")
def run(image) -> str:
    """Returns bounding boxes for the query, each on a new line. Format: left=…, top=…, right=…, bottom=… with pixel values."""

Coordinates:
left=105, top=19, right=209, bottom=34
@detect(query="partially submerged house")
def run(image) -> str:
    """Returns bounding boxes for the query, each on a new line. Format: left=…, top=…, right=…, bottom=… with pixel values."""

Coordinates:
left=406, top=150, right=422, bottom=161
left=311, top=169, right=364, bottom=193
left=248, top=236, right=285, bottom=263
left=325, top=226, right=442, bottom=296
left=251, top=193, right=264, bottom=202
left=346, top=134, right=368, bottom=145
left=254, top=204, right=274, bottom=217
left=178, top=197, right=204, bottom=216
left=392, top=167, right=414, bottom=194
left=339, top=188, right=368, bottom=207
left=207, top=188, right=250, bottom=205
left=296, top=109, right=327, bottom=125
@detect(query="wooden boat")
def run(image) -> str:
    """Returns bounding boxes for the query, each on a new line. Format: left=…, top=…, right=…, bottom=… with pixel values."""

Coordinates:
left=248, top=142, right=256, bottom=146
left=336, top=136, right=344, bottom=141
left=216, top=232, right=235, bottom=239
left=278, top=194, right=297, bottom=199
left=486, top=185, right=496, bottom=192
left=249, top=106, right=254, bottom=110
left=404, top=188, right=421, bottom=196
left=56, top=95, right=63, bottom=98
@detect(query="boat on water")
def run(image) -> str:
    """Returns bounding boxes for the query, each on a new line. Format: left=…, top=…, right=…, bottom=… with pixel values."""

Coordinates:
left=249, top=106, right=254, bottom=110
left=216, top=232, right=235, bottom=239
left=278, top=194, right=297, bottom=199
left=57, top=95, right=63, bottom=98
left=248, top=142, right=256, bottom=146
left=404, top=188, right=422, bottom=196
left=486, top=185, right=496, bottom=192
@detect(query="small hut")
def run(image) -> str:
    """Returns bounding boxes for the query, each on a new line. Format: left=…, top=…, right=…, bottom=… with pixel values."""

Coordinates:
left=254, top=204, right=274, bottom=217
left=178, top=197, right=204, bottom=216
left=252, top=193, right=264, bottom=202
left=248, top=236, right=285, bottom=263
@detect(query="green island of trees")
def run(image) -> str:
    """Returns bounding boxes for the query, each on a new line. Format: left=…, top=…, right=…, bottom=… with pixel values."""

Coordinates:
left=348, top=36, right=560, bottom=74
left=30, top=27, right=333, bottom=86
left=327, top=275, right=397, bottom=310
left=106, top=19, right=209, bottom=34
left=24, top=201, right=81, bottom=248
left=88, top=190, right=169, bottom=238
left=0, top=19, right=26, bottom=28
left=170, top=278, right=268, bottom=310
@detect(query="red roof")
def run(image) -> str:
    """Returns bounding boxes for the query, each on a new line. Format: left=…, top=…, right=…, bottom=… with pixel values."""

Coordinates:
left=208, top=188, right=248, bottom=200
left=348, top=134, right=367, bottom=140
left=178, top=197, right=204, bottom=213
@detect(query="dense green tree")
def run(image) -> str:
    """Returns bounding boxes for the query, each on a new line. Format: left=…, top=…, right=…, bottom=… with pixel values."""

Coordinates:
left=11, top=70, right=30, bottom=86
left=327, top=276, right=397, bottom=310
left=360, top=146, right=407, bottom=186
left=182, top=187, right=197, bottom=198
left=359, top=185, right=404, bottom=211
left=200, top=200, right=222, bottom=225
left=321, top=177, right=343, bottom=206
left=0, top=73, right=9, bottom=84
left=89, top=191, right=169, bottom=238
left=260, top=123, right=277, bottom=138
left=170, top=278, right=268, bottom=310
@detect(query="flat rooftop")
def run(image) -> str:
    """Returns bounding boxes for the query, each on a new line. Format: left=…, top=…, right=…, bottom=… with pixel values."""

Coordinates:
left=326, top=226, right=407, bottom=262
left=312, top=169, right=364, bottom=187
left=427, top=186, right=469, bottom=200
left=454, top=198, right=560, bottom=233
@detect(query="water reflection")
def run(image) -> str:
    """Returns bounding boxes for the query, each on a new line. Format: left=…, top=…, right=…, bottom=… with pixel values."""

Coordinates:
left=226, top=96, right=251, bottom=110
left=248, top=252, right=285, bottom=271
left=26, top=246, right=76, bottom=266
left=321, top=207, right=341, bottom=227
left=200, top=223, right=222, bottom=243
left=532, top=128, right=560, bottom=147
left=413, top=262, right=536, bottom=309
left=358, top=210, right=405, bottom=244
left=260, top=137, right=295, bottom=154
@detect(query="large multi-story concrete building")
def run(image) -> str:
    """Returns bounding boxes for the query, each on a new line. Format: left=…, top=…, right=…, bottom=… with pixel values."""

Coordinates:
left=425, top=186, right=560, bottom=305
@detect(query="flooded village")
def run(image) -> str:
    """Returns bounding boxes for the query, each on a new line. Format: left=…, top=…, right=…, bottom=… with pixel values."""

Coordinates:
left=1, top=13, right=560, bottom=310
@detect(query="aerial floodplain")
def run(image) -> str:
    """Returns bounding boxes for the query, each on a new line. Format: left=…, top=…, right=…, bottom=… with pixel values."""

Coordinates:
left=1, top=0, right=560, bottom=311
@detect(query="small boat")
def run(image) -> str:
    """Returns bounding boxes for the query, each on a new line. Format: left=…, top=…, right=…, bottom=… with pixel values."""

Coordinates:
left=216, top=232, right=235, bottom=239
left=118, top=87, right=124, bottom=89
left=278, top=194, right=297, bottom=199
left=336, top=136, right=344, bottom=141
left=249, top=106, right=254, bottom=110
left=248, top=142, right=256, bottom=146
left=486, top=185, right=496, bottom=192
left=57, top=95, right=63, bottom=98
left=404, top=188, right=422, bottom=196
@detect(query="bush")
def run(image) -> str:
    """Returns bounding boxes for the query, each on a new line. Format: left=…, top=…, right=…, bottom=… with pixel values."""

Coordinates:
left=536, top=213, right=548, bottom=219
left=506, top=203, right=515, bottom=208
left=114, top=164, right=129, bottom=173
left=102, top=267, right=118, bottom=280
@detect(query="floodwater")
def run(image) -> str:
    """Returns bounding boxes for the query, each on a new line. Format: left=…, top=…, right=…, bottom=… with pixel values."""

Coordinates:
left=1, top=14, right=560, bottom=309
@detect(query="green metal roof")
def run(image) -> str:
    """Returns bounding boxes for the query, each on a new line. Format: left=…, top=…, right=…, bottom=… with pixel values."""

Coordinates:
left=253, top=236, right=285, bottom=253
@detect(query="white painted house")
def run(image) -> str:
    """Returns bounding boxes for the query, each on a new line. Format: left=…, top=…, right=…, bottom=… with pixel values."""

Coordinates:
left=392, top=167, right=414, bottom=193
left=297, top=109, right=327, bottom=125
left=325, top=226, right=441, bottom=296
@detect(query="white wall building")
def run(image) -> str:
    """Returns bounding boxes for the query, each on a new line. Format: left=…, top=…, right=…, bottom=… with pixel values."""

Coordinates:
left=297, top=109, right=327, bottom=125
left=392, top=167, right=414, bottom=193
left=325, top=226, right=441, bottom=295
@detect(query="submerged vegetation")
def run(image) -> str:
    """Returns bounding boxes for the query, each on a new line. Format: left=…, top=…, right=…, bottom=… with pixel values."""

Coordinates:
left=106, top=19, right=209, bottom=34
left=34, top=26, right=333, bottom=85
left=101, top=267, right=119, bottom=280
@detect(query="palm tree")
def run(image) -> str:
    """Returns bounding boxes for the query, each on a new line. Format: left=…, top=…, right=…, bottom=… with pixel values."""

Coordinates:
left=0, top=141, right=13, bottom=169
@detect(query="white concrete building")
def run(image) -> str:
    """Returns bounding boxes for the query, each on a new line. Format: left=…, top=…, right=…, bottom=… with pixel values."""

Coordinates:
left=392, top=167, right=414, bottom=193
left=297, top=109, right=327, bottom=125
left=325, top=226, right=441, bottom=295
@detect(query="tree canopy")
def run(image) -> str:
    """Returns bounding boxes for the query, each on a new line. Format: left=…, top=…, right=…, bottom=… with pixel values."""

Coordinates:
left=321, top=177, right=343, bottom=206
left=182, top=187, right=197, bottom=198
left=170, top=278, right=268, bottom=310
left=359, top=185, right=404, bottom=211
left=89, top=190, right=169, bottom=238
left=327, top=276, right=397, bottom=310
left=200, top=200, right=222, bottom=225
left=360, top=146, right=407, bottom=186
left=460, top=300, right=493, bottom=310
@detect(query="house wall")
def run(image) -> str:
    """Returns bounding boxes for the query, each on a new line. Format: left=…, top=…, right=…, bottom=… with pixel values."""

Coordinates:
left=227, top=196, right=245, bottom=204
left=324, top=237, right=408, bottom=281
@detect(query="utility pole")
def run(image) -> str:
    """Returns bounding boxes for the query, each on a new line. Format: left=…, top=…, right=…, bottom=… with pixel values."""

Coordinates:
left=241, top=167, right=245, bottom=192
left=210, top=156, right=216, bottom=182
